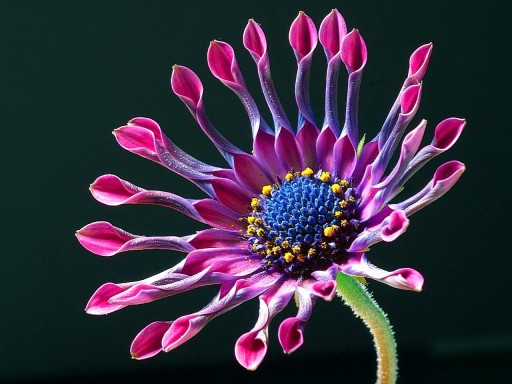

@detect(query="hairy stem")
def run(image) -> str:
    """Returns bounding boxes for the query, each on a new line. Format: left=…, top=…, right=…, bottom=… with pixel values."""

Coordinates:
left=336, top=272, right=397, bottom=384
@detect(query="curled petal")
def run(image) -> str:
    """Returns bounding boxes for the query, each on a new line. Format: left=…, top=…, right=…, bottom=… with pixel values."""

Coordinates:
left=408, top=43, right=433, bottom=83
left=341, top=255, right=424, bottom=292
left=185, top=229, right=245, bottom=249
left=85, top=282, right=130, bottom=315
left=130, top=321, right=172, bottom=359
left=235, top=330, right=268, bottom=371
left=162, top=314, right=211, bottom=352
left=432, top=117, right=466, bottom=150
left=319, top=9, right=347, bottom=59
left=400, top=83, right=422, bottom=116
left=76, top=221, right=193, bottom=257
left=341, top=29, right=367, bottom=73
left=278, top=317, right=305, bottom=354
left=171, top=65, right=202, bottom=110
left=289, top=11, right=318, bottom=61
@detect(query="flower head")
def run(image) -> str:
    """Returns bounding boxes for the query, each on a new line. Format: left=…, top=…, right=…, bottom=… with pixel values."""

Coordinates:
left=77, top=9, right=465, bottom=370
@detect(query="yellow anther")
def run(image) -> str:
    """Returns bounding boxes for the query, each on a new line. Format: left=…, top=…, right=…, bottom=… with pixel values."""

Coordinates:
left=284, top=252, right=294, bottom=263
left=254, top=218, right=263, bottom=226
left=339, top=200, right=348, bottom=209
left=348, top=196, right=356, bottom=203
left=256, top=228, right=266, bottom=237
left=319, top=171, right=331, bottom=182
left=340, top=220, right=349, bottom=227
left=292, top=245, right=301, bottom=254
left=331, top=183, right=342, bottom=194
left=266, top=248, right=273, bottom=255
left=323, top=226, right=337, bottom=237
left=308, top=248, right=317, bottom=256
left=272, top=246, right=281, bottom=254
left=285, top=172, right=294, bottom=182
left=262, top=185, right=273, bottom=196
left=339, top=179, right=349, bottom=189
left=251, top=198, right=261, bottom=210
left=246, top=226, right=257, bottom=236
left=281, top=240, right=290, bottom=249
left=247, top=216, right=256, bottom=224
left=301, top=167, right=314, bottom=177
left=320, top=242, right=329, bottom=250
left=334, top=211, right=344, bottom=219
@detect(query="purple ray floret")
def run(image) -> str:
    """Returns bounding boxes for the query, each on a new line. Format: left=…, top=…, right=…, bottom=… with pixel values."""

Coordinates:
left=77, top=9, right=465, bottom=370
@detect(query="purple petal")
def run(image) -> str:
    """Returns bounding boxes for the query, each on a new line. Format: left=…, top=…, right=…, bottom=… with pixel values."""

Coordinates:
left=181, top=248, right=261, bottom=277
left=316, top=127, right=336, bottom=172
left=408, top=43, right=433, bottom=83
left=333, top=134, right=357, bottom=179
left=232, top=153, right=273, bottom=195
left=185, top=229, right=245, bottom=249
left=192, top=199, right=245, bottom=231
left=130, top=321, right=172, bottom=359
left=275, top=128, right=305, bottom=172
left=253, top=129, right=286, bottom=177
left=209, top=178, right=254, bottom=215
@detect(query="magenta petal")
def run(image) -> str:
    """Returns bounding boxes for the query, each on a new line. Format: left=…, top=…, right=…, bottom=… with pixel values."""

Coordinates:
left=186, top=229, right=245, bottom=249
left=400, top=83, right=422, bottom=116
left=76, top=221, right=136, bottom=257
left=243, top=19, right=267, bottom=60
left=289, top=11, right=318, bottom=60
left=114, top=125, right=158, bottom=162
left=310, top=280, right=336, bottom=301
left=319, top=9, right=347, bottom=59
left=432, top=117, right=466, bottom=150
left=341, top=29, right=367, bottom=73
left=316, top=127, right=336, bottom=172
left=181, top=248, right=260, bottom=277
left=381, top=210, right=409, bottom=242
left=232, top=153, right=272, bottom=194
left=85, top=283, right=129, bottom=315
left=209, top=178, right=253, bottom=215
left=278, top=318, right=305, bottom=354
left=408, top=43, right=433, bottom=83
left=235, top=330, right=268, bottom=371
left=207, top=40, right=239, bottom=85
left=90, top=174, right=143, bottom=205
left=130, top=321, right=172, bottom=359
left=333, top=134, right=357, bottom=179
left=193, top=199, right=245, bottom=231
left=275, top=128, right=305, bottom=172
left=171, top=65, right=202, bottom=110
left=162, top=314, right=209, bottom=352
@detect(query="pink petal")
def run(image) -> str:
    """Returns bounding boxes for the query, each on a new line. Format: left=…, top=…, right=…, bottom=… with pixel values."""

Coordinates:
left=171, top=65, right=202, bottom=110
left=380, top=210, right=409, bottom=242
left=319, top=9, right=347, bottom=59
left=130, top=321, right=172, bottom=359
left=408, top=43, right=433, bottom=83
left=432, top=117, right=466, bottom=150
left=76, top=221, right=136, bottom=257
left=90, top=174, right=144, bottom=205
left=400, top=83, right=422, bottom=116
left=193, top=199, right=245, bottom=231
left=341, top=29, right=367, bottom=73
left=278, top=317, right=305, bottom=354
left=162, top=314, right=210, bottom=352
left=185, top=229, right=245, bottom=249
left=333, top=134, right=357, bottom=180
left=289, top=11, right=318, bottom=60
left=243, top=19, right=267, bottom=60
left=85, top=282, right=130, bottom=315
left=209, top=178, right=253, bottom=215
left=235, top=331, right=268, bottom=371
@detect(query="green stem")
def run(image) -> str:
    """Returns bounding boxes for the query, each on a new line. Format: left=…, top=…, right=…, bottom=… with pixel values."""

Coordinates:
left=336, top=272, right=397, bottom=384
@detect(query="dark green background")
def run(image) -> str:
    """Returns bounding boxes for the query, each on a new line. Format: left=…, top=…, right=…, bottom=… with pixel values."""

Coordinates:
left=1, top=1, right=509, bottom=383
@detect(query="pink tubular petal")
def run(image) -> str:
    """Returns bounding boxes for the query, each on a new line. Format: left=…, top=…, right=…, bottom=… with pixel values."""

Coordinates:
left=380, top=210, right=409, bottom=242
left=181, top=248, right=260, bottom=277
left=76, top=221, right=136, bottom=257
left=243, top=19, right=267, bottom=60
left=162, top=314, right=210, bottom=352
left=171, top=65, right=202, bottom=110
left=185, top=229, right=245, bottom=249
left=400, top=83, right=422, bottom=116
left=432, top=117, right=466, bottom=150
left=85, top=282, right=130, bottom=315
left=235, top=330, right=268, bottom=371
left=278, top=318, right=305, bottom=354
left=341, top=255, right=424, bottom=292
left=316, top=127, right=336, bottom=172
left=207, top=40, right=239, bottom=85
left=130, top=321, right=172, bottom=359
left=408, top=43, right=433, bottom=83
left=289, top=11, right=318, bottom=61
left=319, top=9, right=347, bottom=59
left=341, top=29, right=367, bottom=73
left=90, top=174, right=144, bottom=205
left=253, top=130, right=286, bottom=178
left=114, top=125, right=158, bottom=162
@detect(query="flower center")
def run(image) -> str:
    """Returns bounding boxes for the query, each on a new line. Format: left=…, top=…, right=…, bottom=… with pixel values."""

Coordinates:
left=246, top=168, right=361, bottom=276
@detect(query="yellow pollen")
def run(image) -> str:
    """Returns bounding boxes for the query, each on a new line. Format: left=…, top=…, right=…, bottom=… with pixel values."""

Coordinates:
left=251, top=198, right=260, bottom=210
left=334, top=211, right=344, bottom=219
left=319, top=171, right=331, bottom=182
left=256, top=228, right=266, bottom=237
left=308, top=248, right=317, bottom=256
left=272, top=246, right=281, bottom=254
left=266, top=248, right=272, bottom=255
left=340, top=220, right=349, bottom=227
left=339, top=200, right=348, bottom=209
left=320, top=242, right=329, bottom=250
left=323, top=225, right=337, bottom=237
left=301, top=167, right=314, bottom=177
left=285, top=172, right=294, bottom=182
left=284, top=252, right=294, bottom=263
left=246, top=226, right=256, bottom=236
left=254, top=218, right=263, bottom=226
left=331, top=184, right=342, bottom=194
left=292, top=245, right=301, bottom=254
left=247, top=216, right=256, bottom=224
left=348, top=196, right=356, bottom=203
left=339, top=179, right=349, bottom=188
left=262, top=185, right=273, bottom=196
left=281, top=240, right=290, bottom=249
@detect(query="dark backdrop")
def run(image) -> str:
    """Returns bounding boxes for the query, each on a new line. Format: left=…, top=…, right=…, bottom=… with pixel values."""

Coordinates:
left=1, top=1, right=509, bottom=383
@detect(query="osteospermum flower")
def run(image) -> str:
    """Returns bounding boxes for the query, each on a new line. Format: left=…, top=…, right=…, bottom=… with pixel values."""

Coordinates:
left=77, top=10, right=465, bottom=371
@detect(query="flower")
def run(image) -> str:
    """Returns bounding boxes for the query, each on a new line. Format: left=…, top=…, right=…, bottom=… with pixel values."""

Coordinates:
left=76, top=9, right=465, bottom=371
